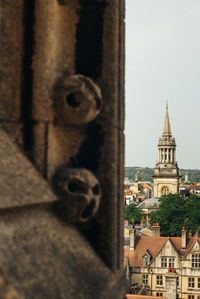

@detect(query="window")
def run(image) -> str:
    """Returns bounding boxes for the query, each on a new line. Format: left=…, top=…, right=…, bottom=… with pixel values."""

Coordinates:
left=161, top=186, right=169, bottom=195
left=161, top=256, right=175, bottom=268
left=188, top=277, right=194, bottom=288
left=143, top=255, right=149, bottom=266
left=198, top=278, right=200, bottom=288
left=142, top=274, right=148, bottom=285
left=188, top=296, right=194, bottom=299
left=156, top=293, right=163, bottom=297
left=156, top=275, right=163, bottom=286
left=177, top=277, right=179, bottom=287
left=161, top=257, right=167, bottom=268
left=192, top=254, right=200, bottom=268
left=169, top=257, right=175, bottom=268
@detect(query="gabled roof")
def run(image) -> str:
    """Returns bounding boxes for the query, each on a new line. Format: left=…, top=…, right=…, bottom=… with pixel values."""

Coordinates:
left=124, top=236, right=167, bottom=267
left=170, top=236, right=200, bottom=256
left=183, top=239, right=200, bottom=258
left=125, top=235, right=200, bottom=267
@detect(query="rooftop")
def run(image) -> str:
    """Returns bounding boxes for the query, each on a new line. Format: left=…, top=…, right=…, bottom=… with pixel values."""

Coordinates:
left=137, top=197, right=160, bottom=210
left=125, top=235, right=200, bottom=267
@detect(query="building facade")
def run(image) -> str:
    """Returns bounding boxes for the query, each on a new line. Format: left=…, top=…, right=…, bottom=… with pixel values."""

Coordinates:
left=125, top=227, right=200, bottom=299
left=153, top=105, right=181, bottom=197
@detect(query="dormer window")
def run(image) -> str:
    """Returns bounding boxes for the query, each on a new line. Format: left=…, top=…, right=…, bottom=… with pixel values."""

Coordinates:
left=143, top=254, right=149, bottom=266
left=142, top=250, right=152, bottom=267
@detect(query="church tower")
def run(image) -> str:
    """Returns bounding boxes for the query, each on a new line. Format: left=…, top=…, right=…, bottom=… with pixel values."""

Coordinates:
left=153, top=104, right=180, bottom=197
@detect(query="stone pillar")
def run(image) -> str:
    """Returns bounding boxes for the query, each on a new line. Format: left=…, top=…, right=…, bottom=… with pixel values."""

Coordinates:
left=165, top=272, right=177, bottom=299
left=171, top=149, right=173, bottom=163
left=167, top=148, right=169, bottom=163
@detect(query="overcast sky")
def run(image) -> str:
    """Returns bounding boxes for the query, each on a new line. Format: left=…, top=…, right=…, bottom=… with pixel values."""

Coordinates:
left=125, top=0, right=200, bottom=169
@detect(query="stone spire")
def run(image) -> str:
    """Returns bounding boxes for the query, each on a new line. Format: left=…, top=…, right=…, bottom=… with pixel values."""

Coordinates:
left=163, top=102, right=172, bottom=136
left=153, top=103, right=180, bottom=197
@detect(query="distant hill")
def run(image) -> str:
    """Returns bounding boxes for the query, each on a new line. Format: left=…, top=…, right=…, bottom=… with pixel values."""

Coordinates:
left=125, top=167, right=200, bottom=183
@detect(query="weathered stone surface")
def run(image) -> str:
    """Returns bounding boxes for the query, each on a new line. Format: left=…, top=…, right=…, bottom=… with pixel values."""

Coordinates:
left=0, top=128, right=57, bottom=209
left=0, top=0, right=23, bottom=121
left=0, top=208, right=126, bottom=298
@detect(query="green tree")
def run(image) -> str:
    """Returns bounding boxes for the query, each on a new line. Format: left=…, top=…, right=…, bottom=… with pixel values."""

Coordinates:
left=124, top=203, right=142, bottom=224
left=185, top=194, right=200, bottom=234
left=149, top=193, right=200, bottom=236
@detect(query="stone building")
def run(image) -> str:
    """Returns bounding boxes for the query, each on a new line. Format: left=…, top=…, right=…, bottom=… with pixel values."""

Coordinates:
left=0, top=1, right=127, bottom=297
left=153, top=105, right=181, bottom=197
left=137, top=197, right=160, bottom=226
left=125, top=227, right=200, bottom=299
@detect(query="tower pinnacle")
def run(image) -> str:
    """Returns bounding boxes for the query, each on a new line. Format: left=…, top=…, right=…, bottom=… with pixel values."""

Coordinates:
left=163, top=104, right=171, bottom=136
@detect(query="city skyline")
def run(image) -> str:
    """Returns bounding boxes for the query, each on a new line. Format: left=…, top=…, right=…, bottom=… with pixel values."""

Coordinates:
left=125, top=0, right=200, bottom=169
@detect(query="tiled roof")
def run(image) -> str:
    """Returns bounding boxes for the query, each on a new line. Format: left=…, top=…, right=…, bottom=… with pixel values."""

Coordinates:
left=170, top=236, right=200, bottom=256
left=125, top=235, right=200, bottom=267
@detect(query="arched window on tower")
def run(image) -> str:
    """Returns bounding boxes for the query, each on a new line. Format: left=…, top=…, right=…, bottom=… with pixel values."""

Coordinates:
left=161, top=186, right=169, bottom=195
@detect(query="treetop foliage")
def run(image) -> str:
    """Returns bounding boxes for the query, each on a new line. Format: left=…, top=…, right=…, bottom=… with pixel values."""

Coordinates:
left=149, top=193, right=200, bottom=236
left=124, top=203, right=142, bottom=225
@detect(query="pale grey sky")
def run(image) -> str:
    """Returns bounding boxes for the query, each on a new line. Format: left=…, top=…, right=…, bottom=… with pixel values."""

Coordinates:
left=125, top=0, right=200, bottom=169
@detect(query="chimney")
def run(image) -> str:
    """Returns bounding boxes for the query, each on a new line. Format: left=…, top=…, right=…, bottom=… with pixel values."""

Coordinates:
left=129, top=226, right=136, bottom=252
left=165, top=271, right=177, bottom=299
left=181, top=226, right=186, bottom=249
left=151, top=222, right=160, bottom=236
